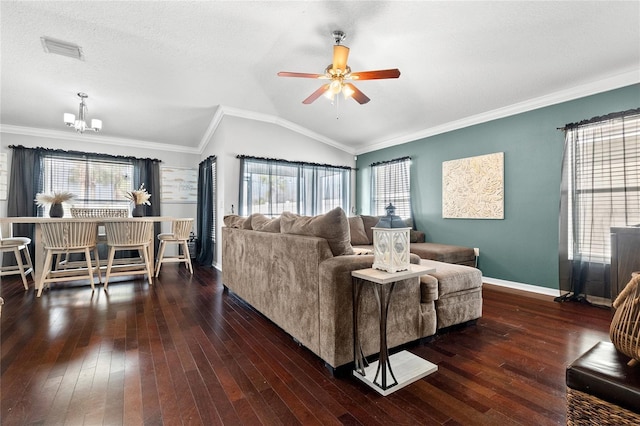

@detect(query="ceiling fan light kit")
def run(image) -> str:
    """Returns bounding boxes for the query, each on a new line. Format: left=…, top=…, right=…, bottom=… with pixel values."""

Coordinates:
left=64, top=92, right=102, bottom=134
left=278, top=30, right=400, bottom=106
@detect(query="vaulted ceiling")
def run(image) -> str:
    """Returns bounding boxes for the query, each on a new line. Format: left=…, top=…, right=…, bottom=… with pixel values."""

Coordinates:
left=1, top=1, right=638, bottom=155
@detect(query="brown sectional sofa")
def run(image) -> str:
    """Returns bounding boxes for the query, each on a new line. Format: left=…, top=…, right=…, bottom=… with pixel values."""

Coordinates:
left=221, top=208, right=482, bottom=369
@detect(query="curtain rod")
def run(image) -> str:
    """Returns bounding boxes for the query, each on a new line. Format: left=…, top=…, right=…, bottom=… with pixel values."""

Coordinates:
left=558, top=108, right=640, bottom=131
left=370, top=156, right=411, bottom=167
left=236, top=154, right=354, bottom=170
left=199, top=155, right=216, bottom=166
left=8, top=144, right=162, bottom=163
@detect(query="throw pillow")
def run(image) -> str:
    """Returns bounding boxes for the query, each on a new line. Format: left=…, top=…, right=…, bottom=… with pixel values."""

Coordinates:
left=223, top=215, right=251, bottom=229
left=348, top=216, right=370, bottom=245
left=280, top=207, right=354, bottom=256
left=251, top=214, right=281, bottom=233
left=404, top=217, right=423, bottom=243
left=360, top=215, right=380, bottom=245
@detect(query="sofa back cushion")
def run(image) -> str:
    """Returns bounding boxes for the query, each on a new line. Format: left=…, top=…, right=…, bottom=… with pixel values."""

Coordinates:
left=360, top=215, right=380, bottom=245
left=223, top=215, right=252, bottom=229
left=359, top=214, right=424, bottom=244
left=348, top=216, right=370, bottom=245
left=281, top=207, right=354, bottom=256
left=250, top=214, right=281, bottom=233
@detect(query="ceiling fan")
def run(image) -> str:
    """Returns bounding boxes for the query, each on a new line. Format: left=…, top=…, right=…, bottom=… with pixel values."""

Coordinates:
left=277, top=30, right=400, bottom=105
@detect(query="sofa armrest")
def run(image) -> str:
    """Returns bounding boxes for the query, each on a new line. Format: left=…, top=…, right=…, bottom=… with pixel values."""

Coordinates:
left=420, top=274, right=438, bottom=303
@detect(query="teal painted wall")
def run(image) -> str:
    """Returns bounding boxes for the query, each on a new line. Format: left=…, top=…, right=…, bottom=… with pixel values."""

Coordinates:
left=356, top=84, right=640, bottom=290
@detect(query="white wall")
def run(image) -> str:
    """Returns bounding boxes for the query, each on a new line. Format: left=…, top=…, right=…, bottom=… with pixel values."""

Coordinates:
left=200, top=115, right=356, bottom=269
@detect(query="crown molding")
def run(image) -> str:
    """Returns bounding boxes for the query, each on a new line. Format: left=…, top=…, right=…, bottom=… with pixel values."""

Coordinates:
left=197, top=106, right=225, bottom=153
left=356, top=69, right=640, bottom=155
left=0, top=124, right=200, bottom=154
left=209, top=105, right=356, bottom=155
left=4, top=70, right=637, bottom=158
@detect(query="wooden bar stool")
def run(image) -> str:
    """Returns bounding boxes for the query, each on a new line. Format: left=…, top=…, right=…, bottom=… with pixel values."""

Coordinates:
left=154, top=218, right=194, bottom=277
left=0, top=223, right=34, bottom=291
left=37, top=221, right=101, bottom=297
left=103, top=220, right=154, bottom=289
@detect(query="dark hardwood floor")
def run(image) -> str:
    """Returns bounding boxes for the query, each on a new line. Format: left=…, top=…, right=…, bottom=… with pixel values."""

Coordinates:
left=1, top=264, right=612, bottom=425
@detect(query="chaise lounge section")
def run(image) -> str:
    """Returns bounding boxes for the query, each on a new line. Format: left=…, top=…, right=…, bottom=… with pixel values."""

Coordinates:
left=350, top=215, right=478, bottom=267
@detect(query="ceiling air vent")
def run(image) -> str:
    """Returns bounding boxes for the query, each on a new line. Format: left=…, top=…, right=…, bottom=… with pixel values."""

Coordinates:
left=40, top=36, right=84, bottom=60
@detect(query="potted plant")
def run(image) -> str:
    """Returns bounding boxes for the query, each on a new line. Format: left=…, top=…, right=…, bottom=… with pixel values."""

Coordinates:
left=125, top=183, right=151, bottom=217
left=34, top=191, right=75, bottom=217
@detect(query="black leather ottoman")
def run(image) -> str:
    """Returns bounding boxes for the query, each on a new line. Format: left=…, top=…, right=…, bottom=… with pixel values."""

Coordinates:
left=566, top=341, right=640, bottom=425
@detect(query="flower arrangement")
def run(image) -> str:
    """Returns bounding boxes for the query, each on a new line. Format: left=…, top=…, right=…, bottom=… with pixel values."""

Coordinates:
left=125, top=183, right=151, bottom=206
left=34, top=191, right=75, bottom=207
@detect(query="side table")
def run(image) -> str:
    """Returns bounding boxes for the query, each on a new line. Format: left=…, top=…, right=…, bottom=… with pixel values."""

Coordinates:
left=352, top=264, right=438, bottom=396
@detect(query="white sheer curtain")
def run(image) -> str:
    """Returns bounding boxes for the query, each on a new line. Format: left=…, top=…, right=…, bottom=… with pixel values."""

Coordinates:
left=238, top=156, right=350, bottom=217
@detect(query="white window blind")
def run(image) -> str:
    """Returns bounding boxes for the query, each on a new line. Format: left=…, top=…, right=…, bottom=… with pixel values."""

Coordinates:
left=567, top=112, right=640, bottom=263
left=40, top=154, right=134, bottom=216
left=371, top=157, right=411, bottom=218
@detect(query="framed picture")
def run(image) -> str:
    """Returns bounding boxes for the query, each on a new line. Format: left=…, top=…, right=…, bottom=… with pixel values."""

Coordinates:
left=442, top=152, right=504, bottom=219
left=160, top=166, right=198, bottom=203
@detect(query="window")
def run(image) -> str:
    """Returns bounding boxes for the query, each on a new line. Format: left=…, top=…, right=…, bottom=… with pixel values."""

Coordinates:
left=371, top=157, right=411, bottom=218
left=566, top=111, right=640, bottom=263
left=40, top=154, right=134, bottom=216
left=239, top=156, right=350, bottom=216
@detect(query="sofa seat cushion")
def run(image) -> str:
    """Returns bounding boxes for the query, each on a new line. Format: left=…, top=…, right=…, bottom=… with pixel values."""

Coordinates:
left=419, top=259, right=482, bottom=297
left=567, top=341, right=640, bottom=414
left=410, top=242, right=475, bottom=265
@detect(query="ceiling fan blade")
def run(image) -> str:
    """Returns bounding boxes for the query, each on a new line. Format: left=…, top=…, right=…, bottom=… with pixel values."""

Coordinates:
left=350, top=68, right=401, bottom=80
left=278, top=71, right=326, bottom=79
left=302, top=84, right=330, bottom=104
left=344, top=83, right=370, bottom=104
left=332, top=45, right=350, bottom=72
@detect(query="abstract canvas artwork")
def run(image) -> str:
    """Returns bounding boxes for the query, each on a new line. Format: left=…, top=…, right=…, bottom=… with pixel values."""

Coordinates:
left=442, top=152, right=504, bottom=219
left=161, top=166, right=198, bottom=203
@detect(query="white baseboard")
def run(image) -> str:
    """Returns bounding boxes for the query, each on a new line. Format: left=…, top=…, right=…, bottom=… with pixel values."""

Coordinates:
left=483, top=276, right=612, bottom=306
left=482, top=276, right=561, bottom=297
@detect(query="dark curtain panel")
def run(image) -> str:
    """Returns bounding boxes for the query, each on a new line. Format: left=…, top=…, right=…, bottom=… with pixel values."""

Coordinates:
left=6, top=146, right=42, bottom=265
left=196, top=156, right=216, bottom=266
left=133, top=158, right=162, bottom=254
left=558, top=109, right=640, bottom=303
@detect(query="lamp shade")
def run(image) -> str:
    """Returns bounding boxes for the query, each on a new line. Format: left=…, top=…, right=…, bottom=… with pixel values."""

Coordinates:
left=372, top=203, right=410, bottom=273
left=91, top=119, right=102, bottom=130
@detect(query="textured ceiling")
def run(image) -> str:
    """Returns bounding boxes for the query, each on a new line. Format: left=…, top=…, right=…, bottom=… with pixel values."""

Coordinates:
left=1, top=1, right=639, bottom=155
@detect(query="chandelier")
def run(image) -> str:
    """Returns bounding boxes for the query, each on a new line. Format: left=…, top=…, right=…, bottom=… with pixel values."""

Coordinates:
left=63, top=92, right=102, bottom=133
